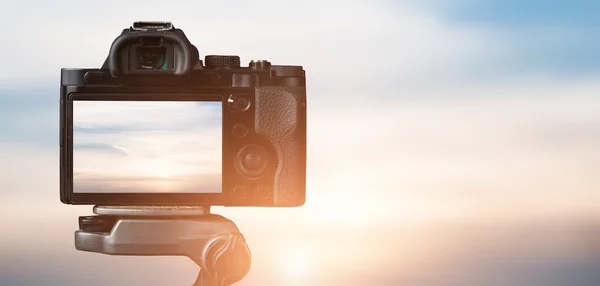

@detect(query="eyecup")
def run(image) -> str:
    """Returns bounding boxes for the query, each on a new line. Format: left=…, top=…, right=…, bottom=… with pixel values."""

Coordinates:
left=107, top=29, right=197, bottom=77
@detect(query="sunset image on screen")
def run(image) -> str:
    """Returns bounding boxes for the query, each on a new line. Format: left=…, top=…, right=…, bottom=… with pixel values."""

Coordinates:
left=72, top=100, right=222, bottom=193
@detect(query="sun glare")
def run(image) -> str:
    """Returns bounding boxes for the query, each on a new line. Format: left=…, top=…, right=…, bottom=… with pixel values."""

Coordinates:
left=279, top=247, right=314, bottom=283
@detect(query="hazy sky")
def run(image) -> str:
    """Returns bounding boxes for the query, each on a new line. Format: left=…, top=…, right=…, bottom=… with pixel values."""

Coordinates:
left=0, top=0, right=599, bottom=285
left=73, top=101, right=222, bottom=193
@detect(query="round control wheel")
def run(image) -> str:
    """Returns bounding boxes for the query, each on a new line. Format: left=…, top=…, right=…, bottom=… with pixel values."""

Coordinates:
left=235, top=144, right=269, bottom=178
left=228, top=94, right=251, bottom=112
left=205, top=55, right=241, bottom=69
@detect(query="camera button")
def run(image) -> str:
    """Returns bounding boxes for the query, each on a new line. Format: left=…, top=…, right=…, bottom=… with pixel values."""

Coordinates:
left=232, top=124, right=247, bottom=138
left=235, top=144, right=269, bottom=178
left=228, top=94, right=251, bottom=112
left=244, top=153, right=263, bottom=170
left=249, top=60, right=271, bottom=70
left=255, top=186, right=270, bottom=199
left=232, top=186, right=247, bottom=199
left=237, top=98, right=249, bottom=108
left=84, top=71, right=104, bottom=84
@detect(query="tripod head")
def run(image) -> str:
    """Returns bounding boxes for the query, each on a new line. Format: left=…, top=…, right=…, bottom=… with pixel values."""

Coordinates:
left=76, top=206, right=251, bottom=286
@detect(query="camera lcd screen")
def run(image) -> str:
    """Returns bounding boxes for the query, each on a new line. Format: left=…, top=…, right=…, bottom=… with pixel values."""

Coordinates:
left=72, top=100, right=222, bottom=194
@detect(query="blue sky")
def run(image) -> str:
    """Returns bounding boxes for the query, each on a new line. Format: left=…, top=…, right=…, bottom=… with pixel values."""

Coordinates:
left=444, top=0, right=600, bottom=26
left=0, top=85, right=57, bottom=147
left=1, top=0, right=599, bottom=285
left=382, top=0, right=600, bottom=80
left=442, top=0, right=600, bottom=75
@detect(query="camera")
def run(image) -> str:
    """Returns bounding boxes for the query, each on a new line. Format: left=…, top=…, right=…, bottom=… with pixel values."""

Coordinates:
left=60, top=22, right=307, bottom=207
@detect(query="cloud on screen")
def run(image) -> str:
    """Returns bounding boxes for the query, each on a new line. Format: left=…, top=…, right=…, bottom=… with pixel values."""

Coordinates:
left=72, top=101, right=222, bottom=193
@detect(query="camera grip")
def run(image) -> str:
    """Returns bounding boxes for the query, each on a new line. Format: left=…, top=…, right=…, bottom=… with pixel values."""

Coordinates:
left=255, top=87, right=307, bottom=206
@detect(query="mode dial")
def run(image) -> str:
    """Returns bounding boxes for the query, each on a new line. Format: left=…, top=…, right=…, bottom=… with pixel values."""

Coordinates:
left=271, top=65, right=304, bottom=77
left=205, top=55, right=241, bottom=69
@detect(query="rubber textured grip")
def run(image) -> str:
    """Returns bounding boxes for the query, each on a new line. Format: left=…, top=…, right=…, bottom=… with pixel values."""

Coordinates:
left=254, top=86, right=306, bottom=206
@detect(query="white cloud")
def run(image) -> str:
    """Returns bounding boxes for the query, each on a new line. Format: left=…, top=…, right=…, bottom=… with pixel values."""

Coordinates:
left=303, top=80, right=600, bottom=225
left=0, top=144, right=59, bottom=199
left=0, top=0, right=512, bottom=94
left=1, top=3, right=598, bottom=285
left=72, top=101, right=222, bottom=193
left=0, top=0, right=598, bottom=224
left=2, top=79, right=599, bottom=223
left=73, top=101, right=220, bottom=129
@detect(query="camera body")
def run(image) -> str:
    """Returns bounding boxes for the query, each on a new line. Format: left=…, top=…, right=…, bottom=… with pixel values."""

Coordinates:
left=60, top=22, right=307, bottom=207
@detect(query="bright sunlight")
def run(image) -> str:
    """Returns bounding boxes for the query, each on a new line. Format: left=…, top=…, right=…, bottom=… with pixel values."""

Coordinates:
left=278, top=246, right=314, bottom=284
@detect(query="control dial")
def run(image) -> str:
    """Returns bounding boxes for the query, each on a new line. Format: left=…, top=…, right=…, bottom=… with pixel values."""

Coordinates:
left=205, top=55, right=241, bottom=69
left=271, top=65, right=304, bottom=77
left=235, top=144, right=269, bottom=178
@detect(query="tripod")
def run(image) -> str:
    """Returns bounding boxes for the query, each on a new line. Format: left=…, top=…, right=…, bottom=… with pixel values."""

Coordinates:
left=75, top=206, right=252, bottom=286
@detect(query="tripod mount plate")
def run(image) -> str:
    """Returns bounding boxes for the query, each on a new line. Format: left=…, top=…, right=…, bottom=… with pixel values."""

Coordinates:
left=75, top=206, right=252, bottom=286
left=93, top=205, right=210, bottom=216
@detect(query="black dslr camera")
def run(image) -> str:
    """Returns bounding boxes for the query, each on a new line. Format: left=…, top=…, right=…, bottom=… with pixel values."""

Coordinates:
left=60, top=22, right=307, bottom=207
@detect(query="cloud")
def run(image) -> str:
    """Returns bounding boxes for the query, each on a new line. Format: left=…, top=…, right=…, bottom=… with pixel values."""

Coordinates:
left=0, top=144, right=59, bottom=200
left=1, top=2, right=599, bottom=286
left=1, top=79, right=600, bottom=221
left=2, top=0, right=599, bottom=94
left=303, top=80, right=600, bottom=225
left=74, top=173, right=221, bottom=193
left=72, top=101, right=222, bottom=193
left=73, top=143, right=129, bottom=156
left=1, top=0, right=598, bottom=265
left=0, top=0, right=514, bottom=96
left=73, top=101, right=221, bottom=131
